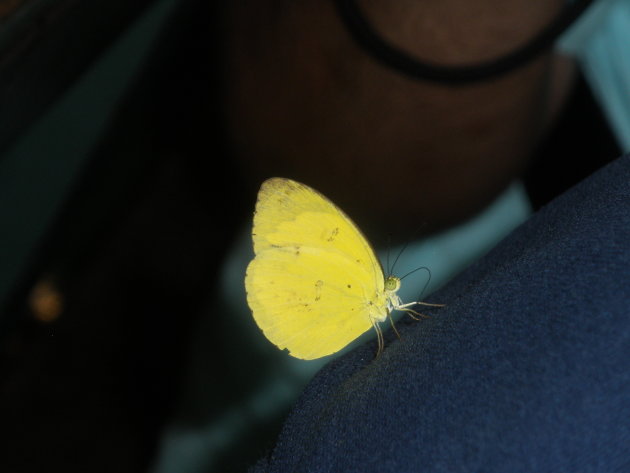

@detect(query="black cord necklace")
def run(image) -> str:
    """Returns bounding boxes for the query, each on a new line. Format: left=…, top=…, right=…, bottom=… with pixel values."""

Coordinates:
left=334, top=0, right=594, bottom=85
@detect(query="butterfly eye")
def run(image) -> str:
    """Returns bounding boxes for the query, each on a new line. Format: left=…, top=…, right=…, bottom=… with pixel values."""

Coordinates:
left=384, top=276, right=401, bottom=292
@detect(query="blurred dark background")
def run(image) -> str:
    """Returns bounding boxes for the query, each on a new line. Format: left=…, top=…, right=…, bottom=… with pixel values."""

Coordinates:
left=0, top=1, right=268, bottom=471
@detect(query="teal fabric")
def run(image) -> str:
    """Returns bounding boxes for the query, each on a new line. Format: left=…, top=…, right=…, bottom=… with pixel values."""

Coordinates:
left=559, top=0, right=630, bottom=151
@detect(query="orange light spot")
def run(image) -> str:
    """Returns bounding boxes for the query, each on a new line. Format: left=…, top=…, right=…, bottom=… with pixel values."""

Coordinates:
left=29, top=279, right=63, bottom=323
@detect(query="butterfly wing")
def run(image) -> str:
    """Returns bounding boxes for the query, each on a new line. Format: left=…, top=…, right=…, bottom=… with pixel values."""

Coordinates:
left=245, top=178, right=386, bottom=360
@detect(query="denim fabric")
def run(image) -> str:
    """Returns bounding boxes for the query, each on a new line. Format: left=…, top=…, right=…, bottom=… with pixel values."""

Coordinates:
left=252, top=154, right=630, bottom=472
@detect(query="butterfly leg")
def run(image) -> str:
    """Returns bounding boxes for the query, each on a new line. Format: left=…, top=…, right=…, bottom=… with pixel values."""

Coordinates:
left=388, top=312, right=401, bottom=339
left=397, top=301, right=445, bottom=309
left=371, top=320, right=384, bottom=357
left=394, top=300, right=445, bottom=320
left=401, top=308, right=430, bottom=320
left=415, top=301, right=446, bottom=307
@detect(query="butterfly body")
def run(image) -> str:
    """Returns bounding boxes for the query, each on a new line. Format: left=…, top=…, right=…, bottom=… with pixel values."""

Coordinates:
left=245, top=178, right=427, bottom=360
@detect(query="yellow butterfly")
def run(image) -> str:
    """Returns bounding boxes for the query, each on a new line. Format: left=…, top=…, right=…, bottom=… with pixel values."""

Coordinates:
left=245, top=178, right=440, bottom=360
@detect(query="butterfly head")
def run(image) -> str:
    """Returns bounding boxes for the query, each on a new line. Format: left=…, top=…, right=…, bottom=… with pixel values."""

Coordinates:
left=384, top=275, right=401, bottom=293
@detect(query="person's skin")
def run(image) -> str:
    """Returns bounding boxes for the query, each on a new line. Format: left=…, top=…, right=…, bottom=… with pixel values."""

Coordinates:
left=225, top=0, right=576, bottom=241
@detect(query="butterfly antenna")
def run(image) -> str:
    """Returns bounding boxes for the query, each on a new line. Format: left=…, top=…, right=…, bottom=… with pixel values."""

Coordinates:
left=399, top=265, right=431, bottom=282
left=414, top=266, right=432, bottom=303
left=389, top=240, right=410, bottom=277
left=386, top=233, right=392, bottom=276
left=419, top=267, right=433, bottom=301
left=399, top=266, right=441, bottom=306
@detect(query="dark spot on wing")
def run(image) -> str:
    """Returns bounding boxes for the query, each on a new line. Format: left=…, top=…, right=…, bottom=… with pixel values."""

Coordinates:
left=327, top=227, right=340, bottom=242
left=315, top=280, right=324, bottom=301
